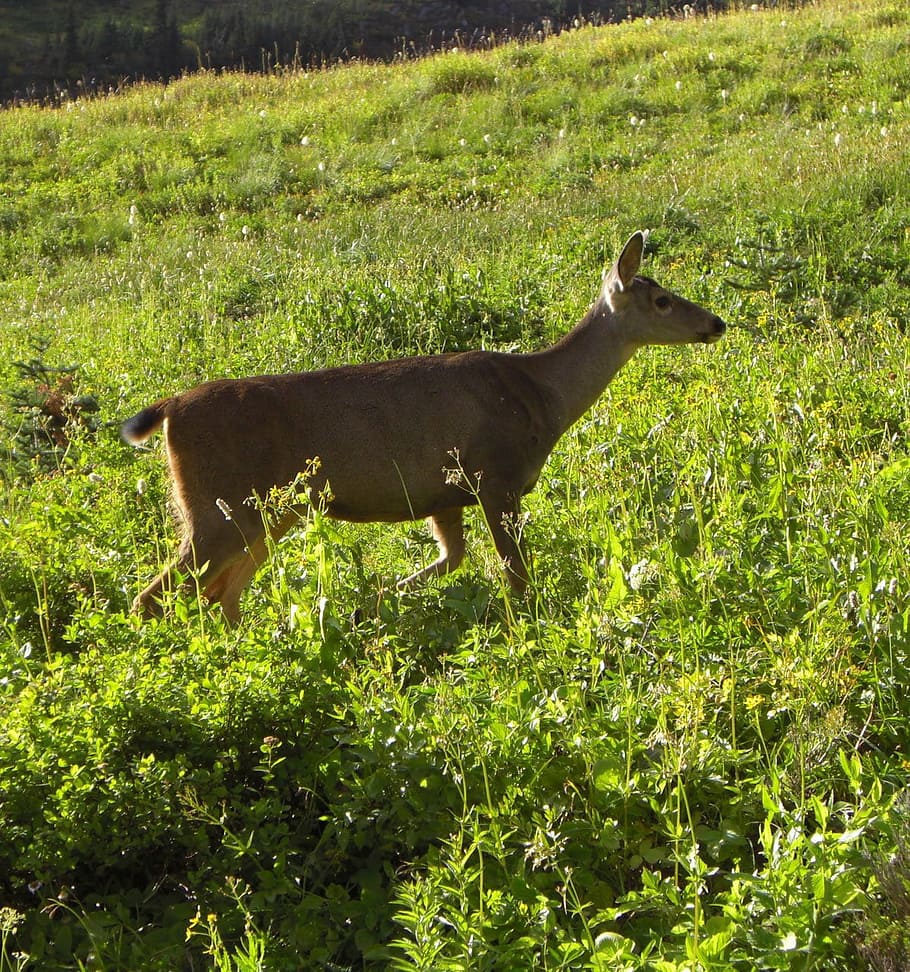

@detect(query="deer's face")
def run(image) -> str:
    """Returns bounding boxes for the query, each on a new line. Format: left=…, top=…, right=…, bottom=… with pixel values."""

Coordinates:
left=601, top=233, right=727, bottom=348
left=634, top=277, right=727, bottom=346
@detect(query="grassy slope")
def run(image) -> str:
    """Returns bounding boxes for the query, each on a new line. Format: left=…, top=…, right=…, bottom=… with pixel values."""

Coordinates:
left=1, top=1, right=910, bottom=968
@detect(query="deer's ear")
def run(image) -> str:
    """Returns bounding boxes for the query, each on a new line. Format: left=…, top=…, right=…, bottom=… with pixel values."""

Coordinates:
left=616, top=231, right=647, bottom=286
left=603, top=231, right=647, bottom=299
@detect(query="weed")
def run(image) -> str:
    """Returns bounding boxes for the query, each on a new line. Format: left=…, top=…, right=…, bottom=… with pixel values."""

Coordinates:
left=1, top=339, right=100, bottom=480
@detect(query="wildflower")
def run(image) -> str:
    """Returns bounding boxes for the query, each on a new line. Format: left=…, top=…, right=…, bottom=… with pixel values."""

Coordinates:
left=136, top=478, right=147, bottom=496
left=834, top=132, right=843, bottom=148
left=628, top=559, right=651, bottom=591
left=483, top=133, right=492, bottom=143
left=258, top=109, right=267, bottom=118
left=300, top=135, right=310, bottom=146
left=459, top=137, right=467, bottom=146
left=128, top=204, right=138, bottom=226
left=880, top=126, right=889, bottom=138
left=317, top=161, right=326, bottom=172
left=241, top=225, right=250, bottom=236
left=676, top=80, right=683, bottom=91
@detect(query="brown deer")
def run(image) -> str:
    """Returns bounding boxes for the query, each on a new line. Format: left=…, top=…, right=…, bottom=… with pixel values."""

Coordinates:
left=123, top=232, right=725, bottom=623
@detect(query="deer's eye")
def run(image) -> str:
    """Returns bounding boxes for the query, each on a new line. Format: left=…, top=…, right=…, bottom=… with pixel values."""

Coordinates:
left=655, top=295, right=672, bottom=311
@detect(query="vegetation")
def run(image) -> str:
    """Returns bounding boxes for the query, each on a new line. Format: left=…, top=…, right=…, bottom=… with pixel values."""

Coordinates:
left=0, top=0, right=670, bottom=104
left=1, top=0, right=910, bottom=967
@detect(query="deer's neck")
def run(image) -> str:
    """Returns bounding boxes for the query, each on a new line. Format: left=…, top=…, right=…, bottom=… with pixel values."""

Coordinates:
left=526, top=301, right=639, bottom=433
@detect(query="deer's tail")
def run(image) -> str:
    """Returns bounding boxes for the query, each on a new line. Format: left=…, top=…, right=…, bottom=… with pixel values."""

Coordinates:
left=121, top=399, right=171, bottom=445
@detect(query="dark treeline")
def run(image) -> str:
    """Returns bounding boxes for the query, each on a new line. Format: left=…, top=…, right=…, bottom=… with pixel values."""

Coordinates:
left=0, top=0, right=723, bottom=103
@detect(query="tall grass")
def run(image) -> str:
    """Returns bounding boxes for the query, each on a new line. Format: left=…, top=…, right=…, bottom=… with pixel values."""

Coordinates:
left=1, top=0, right=909, bottom=968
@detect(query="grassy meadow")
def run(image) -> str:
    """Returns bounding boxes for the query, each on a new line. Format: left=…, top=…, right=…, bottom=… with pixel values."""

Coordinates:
left=2, top=0, right=910, bottom=968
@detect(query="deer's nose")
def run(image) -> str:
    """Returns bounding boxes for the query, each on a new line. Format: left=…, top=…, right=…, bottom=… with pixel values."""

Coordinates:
left=700, top=317, right=727, bottom=344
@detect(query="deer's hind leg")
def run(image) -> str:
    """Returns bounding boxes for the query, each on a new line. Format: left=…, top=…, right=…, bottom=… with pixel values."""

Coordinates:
left=132, top=510, right=253, bottom=620
left=398, top=507, right=466, bottom=590
left=204, top=512, right=300, bottom=623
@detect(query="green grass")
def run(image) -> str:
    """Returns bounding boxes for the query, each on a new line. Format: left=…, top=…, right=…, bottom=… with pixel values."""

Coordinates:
left=2, top=1, right=910, bottom=968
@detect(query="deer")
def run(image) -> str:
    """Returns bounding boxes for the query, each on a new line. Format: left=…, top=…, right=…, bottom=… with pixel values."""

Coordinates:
left=122, top=231, right=726, bottom=623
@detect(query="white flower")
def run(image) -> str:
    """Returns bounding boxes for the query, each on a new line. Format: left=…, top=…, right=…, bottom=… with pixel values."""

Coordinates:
left=300, top=135, right=310, bottom=146
left=834, top=132, right=843, bottom=148
left=628, top=559, right=651, bottom=591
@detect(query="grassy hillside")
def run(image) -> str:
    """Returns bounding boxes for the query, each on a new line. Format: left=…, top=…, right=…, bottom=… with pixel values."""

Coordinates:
left=1, top=0, right=910, bottom=968
left=0, top=0, right=640, bottom=103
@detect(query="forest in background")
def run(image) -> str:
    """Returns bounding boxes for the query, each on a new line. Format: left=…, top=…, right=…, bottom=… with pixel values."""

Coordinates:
left=0, top=0, right=726, bottom=102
